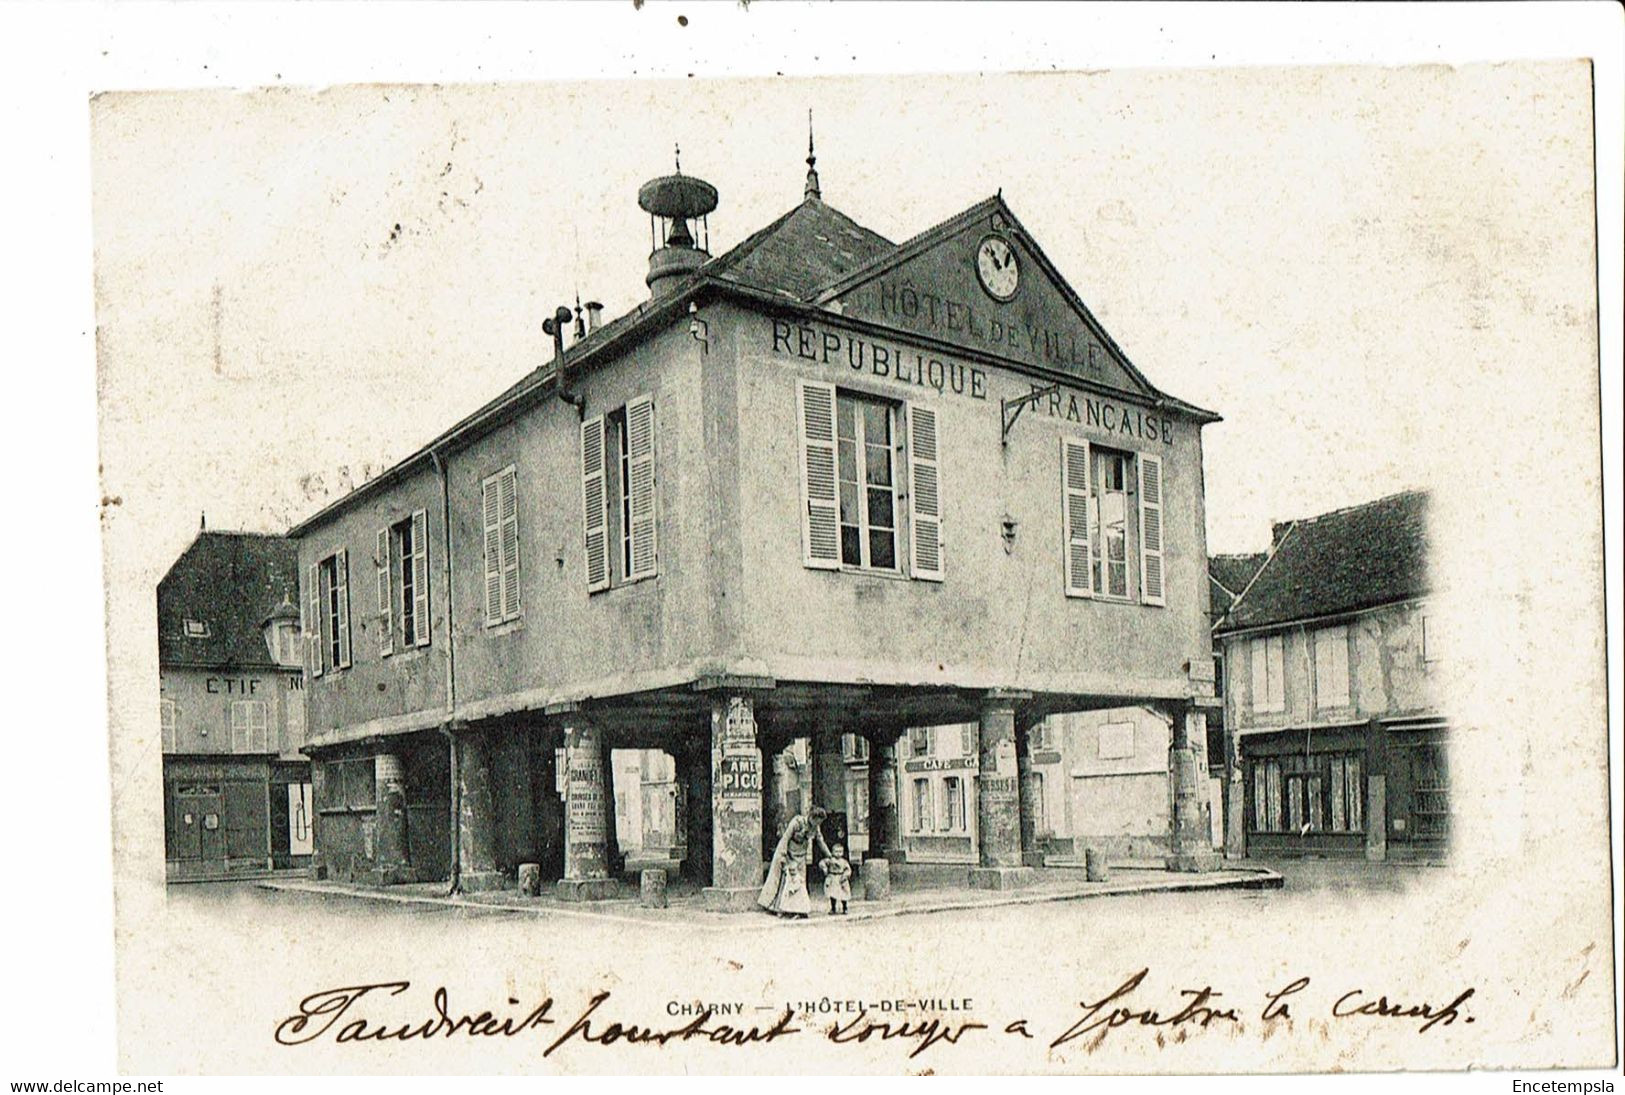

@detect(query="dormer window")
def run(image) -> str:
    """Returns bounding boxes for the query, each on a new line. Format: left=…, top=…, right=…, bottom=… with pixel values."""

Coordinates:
left=183, top=618, right=210, bottom=638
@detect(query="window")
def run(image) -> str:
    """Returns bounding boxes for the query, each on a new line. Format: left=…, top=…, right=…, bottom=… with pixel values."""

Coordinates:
left=943, top=776, right=966, bottom=831
left=1029, top=722, right=1049, bottom=751
left=1249, top=634, right=1286, bottom=713
left=307, top=550, right=352, bottom=675
left=912, top=777, right=932, bottom=833
left=1062, top=440, right=1165, bottom=605
left=1251, top=752, right=1363, bottom=834
left=1031, top=771, right=1048, bottom=834
left=959, top=724, right=976, bottom=757
left=230, top=700, right=269, bottom=753
left=1313, top=625, right=1351, bottom=709
left=836, top=391, right=898, bottom=570
left=1098, top=722, right=1136, bottom=760
left=377, top=511, right=431, bottom=655
left=910, top=726, right=929, bottom=757
left=842, top=733, right=869, bottom=763
left=482, top=466, right=521, bottom=624
left=584, top=396, right=656, bottom=592
left=159, top=699, right=177, bottom=752
left=183, top=618, right=210, bottom=638
left=798, top=381, right=942, bottom=579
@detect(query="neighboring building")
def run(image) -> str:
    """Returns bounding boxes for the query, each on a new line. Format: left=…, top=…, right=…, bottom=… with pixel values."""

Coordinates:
left=1206, top=552, right=1267, bottom=848
left=1214, top=489, right=1444, bottom=861
left=287, top=141, right=1222, bottom=906
left=157, top=529, right=311, bottom=881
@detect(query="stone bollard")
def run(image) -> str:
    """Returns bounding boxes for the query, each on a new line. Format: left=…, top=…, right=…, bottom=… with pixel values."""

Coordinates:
left=517, top=862, right=542, bottom=897
left=1085, top=847, right=1109, bottom=882
left=862, top=857, right=891, bottom=901
left=641, top=868, right=669, bottom=909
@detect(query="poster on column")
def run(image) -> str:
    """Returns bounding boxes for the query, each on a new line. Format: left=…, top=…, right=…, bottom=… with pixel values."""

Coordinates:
left=72, top=2, right=1622, bottom=1086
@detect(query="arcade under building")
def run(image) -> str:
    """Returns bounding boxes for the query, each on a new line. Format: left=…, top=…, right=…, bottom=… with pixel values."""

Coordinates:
left=289, top=138, right=1223, bottom=907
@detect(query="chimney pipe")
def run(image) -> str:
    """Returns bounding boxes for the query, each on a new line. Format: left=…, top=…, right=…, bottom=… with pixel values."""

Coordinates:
left=585, top=301, right=603, bottom=333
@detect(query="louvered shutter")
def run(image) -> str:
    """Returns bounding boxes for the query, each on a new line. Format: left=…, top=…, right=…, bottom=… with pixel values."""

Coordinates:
left=307, top=562, right=323, bottom=677
left=906, top=403, right=943, bottom=581
left=1138, top=452, right=1166, bottom=606
left=411, top=509, right=430, bottom=646
left=376, top=528, right=393, bottom=657
left=625, top=395, right=657, bottom=581
left=334, top=547, right=352, bottom=669
left=581, top=417, right=609, bottom=591
left=482, top=472, right=503, bottom=624
left=231, top=702, right=248, bottom=752
left=499, top=468, right=520, bottom=620
left=798, top=379, right=840, bottom=569
left=1062, top=437, right=1093, bottom=598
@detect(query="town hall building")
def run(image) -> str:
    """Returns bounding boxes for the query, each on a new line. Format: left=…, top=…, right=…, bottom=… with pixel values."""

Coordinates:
left=287, top=139, right=1223, bottom=907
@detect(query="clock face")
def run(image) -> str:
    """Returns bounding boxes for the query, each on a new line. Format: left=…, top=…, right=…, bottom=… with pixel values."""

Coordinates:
left=976, top=235, right=1020, bottom=301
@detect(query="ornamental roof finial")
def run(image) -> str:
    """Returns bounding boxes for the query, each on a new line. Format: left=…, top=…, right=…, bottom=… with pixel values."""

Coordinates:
left=804, top=109, right=821, bottom=201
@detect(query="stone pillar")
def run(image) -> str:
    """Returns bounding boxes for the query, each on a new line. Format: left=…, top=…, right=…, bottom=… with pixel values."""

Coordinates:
left=457, top=730, right=505, bottom=892
left=1017, top=718, right=1045, bottom=868
left=1167, top=706, right=1219, bottom=872
left=866, top=731, right=903, bottom=863
left=556, top=724, right=616, bottom=901
left=370, top=751, right=415, bottom=885
left=761, top=733, right=790, bottom=866
left=969, top=692, right=1033, bottom=890
left=703, top=694, right=765, bottom=911
left=678, top=736, right=712, bottom=885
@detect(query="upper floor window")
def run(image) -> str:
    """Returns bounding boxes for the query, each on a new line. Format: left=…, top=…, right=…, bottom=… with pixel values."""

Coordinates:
left=230, top=699, right=269, bottom=753
left=1313, top=625, right=1351, bottom=709
left=1249, top=634, right=1285, bottom=713
left=583, top=396, right=657, bottom=592
left=376, top=511, right=431, bottom=655
left=1062, top=438, right=1164, bottom=605
left=306, top=549, right=352, bottom=676
left=841, top=733, right=869, bottom=763
left=797, top=380, right=942, bottom=582
left=909, top=726, right=929, bottom=757
left=482, top=466, right=521, bottom=625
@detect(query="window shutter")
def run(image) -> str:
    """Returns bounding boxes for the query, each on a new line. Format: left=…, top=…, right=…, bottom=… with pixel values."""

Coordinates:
left=1250, top=639, right=1268, bottom=711
left=625, top=395, right=658, bottom=581
left=581, top=416, right=609, bottom=592
left=307, top=563, right=323, bottom=678
left=499, top=468, right=520, bottom=620
left=411, top=509, right=430, bottom=647
left=906, top=403, right=943, bottom=581
left=1138, top=452, right=1166, bottom=606
left=334, top=548, right=352, bottom=669
left=376, top=529, right=393, bottom=657
left=1062, top=437, right=1093, bottom=598
left=797, top=379, right=840, bottom=569
left=482, top=472, right=503, bottom=625
left=231, top=702, right=248, bottom=752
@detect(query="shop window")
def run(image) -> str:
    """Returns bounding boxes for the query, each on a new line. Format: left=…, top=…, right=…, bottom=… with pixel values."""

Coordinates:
left=1249, top=634, right=1285, bottom=713
left=159, top=699, right=177, bottom=753
left=943, top=776, right=966, bottom=831
left=1252, top=752, right=1364, bottom=834
left=307, top=549, right=352, bottom=675
left=1328, top=754, right=1363, bottom=832
left=1313, top=625, right=1351, bottom=710
left=583, top=396, right=656, bottom=593
left=912, top=777, right=932, bottom=833
left=482, top=466, right=521, bottom=624
left=230, top=700, right=269, bottom=753
left=376, top=511, right=430, bottom=655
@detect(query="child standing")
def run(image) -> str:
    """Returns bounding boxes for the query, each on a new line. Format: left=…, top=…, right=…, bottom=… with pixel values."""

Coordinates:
left=821, top=843, right=853, bottom=915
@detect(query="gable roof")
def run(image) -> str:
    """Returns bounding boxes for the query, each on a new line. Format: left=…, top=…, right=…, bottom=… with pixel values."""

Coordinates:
left=290, top=190, right=1215, bottom=536
left=158, top=531, right=300, bottom=670
left=1208, top=553, right=1268, bottom=619
left=1216, top=490, right=1431, bottom=634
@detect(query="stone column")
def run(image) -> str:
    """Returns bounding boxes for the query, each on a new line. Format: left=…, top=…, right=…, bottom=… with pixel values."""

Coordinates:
left=370, top=751, right=415, bottom=885
left=969, top=691, right=1032, bottom=890
left=600, top=732, right=622, bottom=878
left=703, top=694, right=764, bottom=911
left=556, top=724, right=616, bottom=900
left=865, top=731, right=903, bottom=862
left=457, top=730, right=505, bottom=892
left=1017, top=717, right=1045, bottom=868
left=760, top=731, right=790, bottom=866
left=1167, top=705, right=1219, bottom=872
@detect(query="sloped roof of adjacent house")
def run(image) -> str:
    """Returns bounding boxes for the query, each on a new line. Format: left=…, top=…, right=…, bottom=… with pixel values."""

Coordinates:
left=291, top=189, right=1214, bottom=536
left=158, top=531, right=300, bottom=670
left=1208, top=553, right=1268, bottom=619
left=1215, top=490, right=1431, bottom=634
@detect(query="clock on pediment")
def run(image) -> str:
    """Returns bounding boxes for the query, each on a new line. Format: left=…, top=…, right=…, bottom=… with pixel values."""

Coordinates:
left=975, top=233, right=1020, bottom=302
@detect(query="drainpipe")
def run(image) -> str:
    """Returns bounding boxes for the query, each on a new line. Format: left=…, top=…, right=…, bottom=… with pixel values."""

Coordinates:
left=431, top=445, right=461, bottom=895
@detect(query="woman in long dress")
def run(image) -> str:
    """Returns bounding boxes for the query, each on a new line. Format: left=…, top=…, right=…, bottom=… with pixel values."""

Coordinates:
left=757, top=805, right=832, bottom=918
